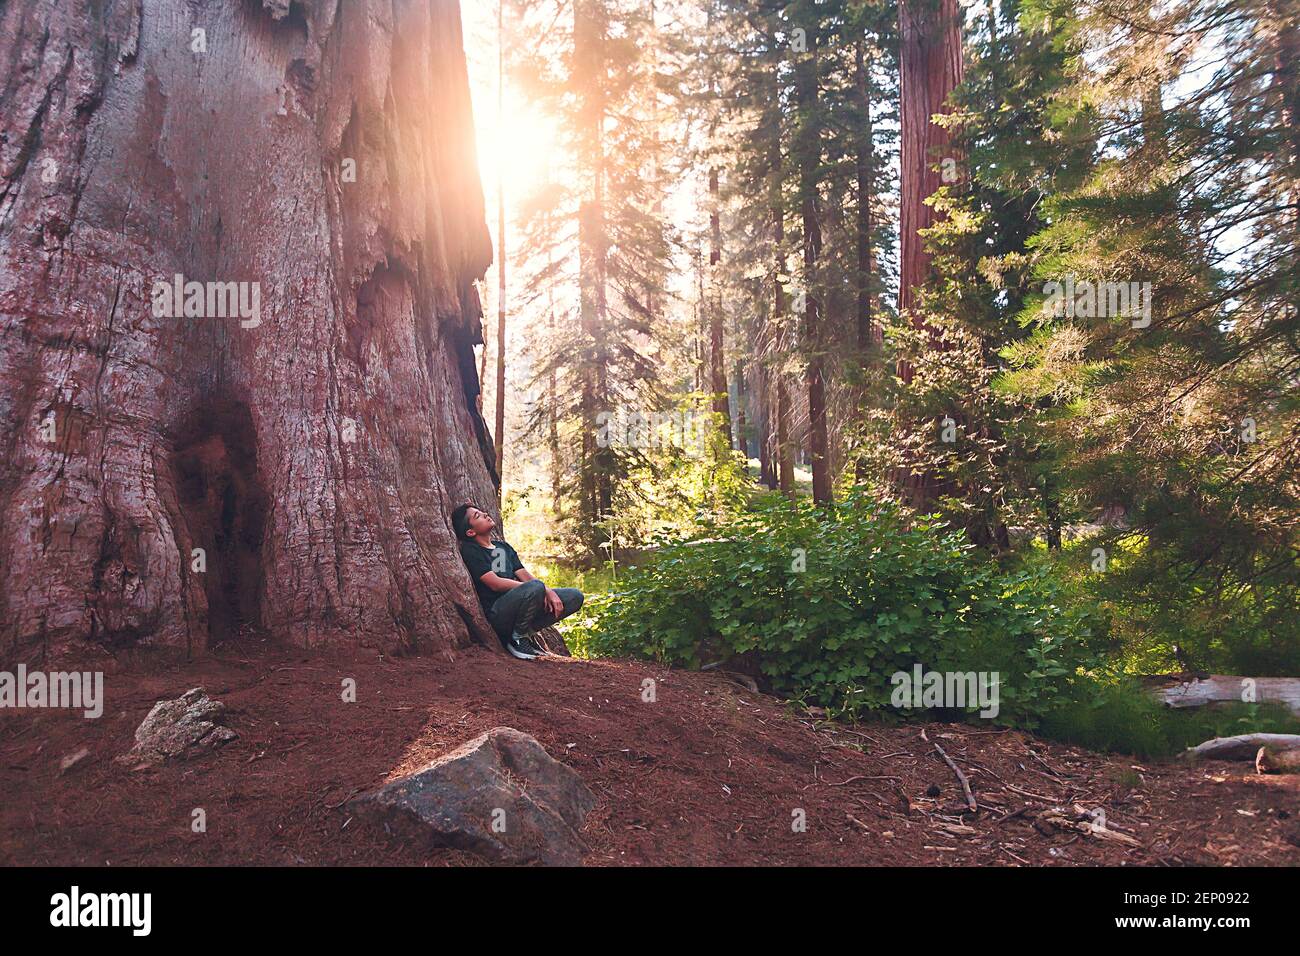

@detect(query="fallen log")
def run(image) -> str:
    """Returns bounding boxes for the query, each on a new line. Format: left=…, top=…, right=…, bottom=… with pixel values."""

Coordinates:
left=1255, top=746, right=1300, bottom=775
left=1187, top=733, right=1300, bottom=761
left=1152, top=675, right=1300, bottom=715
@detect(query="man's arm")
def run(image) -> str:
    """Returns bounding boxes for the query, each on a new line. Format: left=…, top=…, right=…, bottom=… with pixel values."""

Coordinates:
left=513, top=568, right=563, bottom=616
left=478, top=571, right=525, bottom=593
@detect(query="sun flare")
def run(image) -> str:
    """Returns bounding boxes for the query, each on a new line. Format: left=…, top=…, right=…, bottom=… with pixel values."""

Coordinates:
left=477, top=92, right=559, bottom=200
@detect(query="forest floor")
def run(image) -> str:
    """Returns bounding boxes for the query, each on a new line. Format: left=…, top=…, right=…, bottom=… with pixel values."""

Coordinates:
left=2, top=643, right=1298, bottom=866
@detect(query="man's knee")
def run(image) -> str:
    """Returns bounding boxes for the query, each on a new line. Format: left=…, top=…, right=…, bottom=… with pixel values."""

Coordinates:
left=558, top=587, right=584, bottom=617
left=515, top=579, right=547, bottom=615
left=490, top=579, right=546, bottom=634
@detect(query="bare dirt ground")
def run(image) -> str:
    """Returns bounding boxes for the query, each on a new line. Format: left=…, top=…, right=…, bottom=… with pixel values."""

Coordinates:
left=2, top=644, right=1297, bottom=866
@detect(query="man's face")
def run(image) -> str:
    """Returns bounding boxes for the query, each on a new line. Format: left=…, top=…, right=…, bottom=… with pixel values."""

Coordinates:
left=465, top=506, right=496, bottom=538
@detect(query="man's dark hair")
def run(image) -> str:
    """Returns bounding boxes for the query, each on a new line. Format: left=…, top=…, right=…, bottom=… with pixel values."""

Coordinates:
left=450, top=503, right=475, bottom=541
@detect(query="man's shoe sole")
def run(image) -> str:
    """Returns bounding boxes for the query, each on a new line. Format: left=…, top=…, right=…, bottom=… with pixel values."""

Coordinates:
left=506, top=643, right=538, bottom=660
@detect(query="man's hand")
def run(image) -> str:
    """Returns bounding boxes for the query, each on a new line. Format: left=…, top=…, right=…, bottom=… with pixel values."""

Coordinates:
left=544, top=587, right=564, bottom=618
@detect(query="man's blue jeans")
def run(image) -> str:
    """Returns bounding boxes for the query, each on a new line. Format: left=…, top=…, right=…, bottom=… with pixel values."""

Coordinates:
left=487, top=579, right=584, bottom=641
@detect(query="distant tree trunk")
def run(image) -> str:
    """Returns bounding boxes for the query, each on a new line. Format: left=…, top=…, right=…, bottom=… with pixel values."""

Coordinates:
left=708, top=301, right=731, bottom=431
left=494, top=0, right=508, bottom=492
left=576, top=9, right=600, bottom=537
left=897, top=0, right=963, bottom=377
left=855, top=35, right=877, bottom=357
left=0, top=0, right=500, bottom=662
left=1043, top=478, right=1062, bottom=552
left=794, top=23, right=831, bottom=505
left=734, top=360, right=749, bottom=457
left=766, top=104, right=794, bottom=495
left=708, top=167, right=732, bottom=438
left=547, top=289, right=562, bottom=514
left=1272, top=0, right=1300, bottom=247
left=574, top=0, right=611, bottom=549
left=776, top=378, right=794, bottom=495
left=478, top=344, right=489, bottom=416
left=578, top=193, right=598, bottom=529
left=693, top=248, right=705, bottom=394
left=647, top=0, right=663, bottom=326
left=758, top=390, right=775, bottom=487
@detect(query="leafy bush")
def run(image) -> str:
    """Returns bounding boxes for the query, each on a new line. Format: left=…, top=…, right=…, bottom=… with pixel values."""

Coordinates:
left=577, top=490, right=1102, bottom=727
left=1085, top=547, right=1300, bottom=677
left=1013, top=535, right=1300, bottom=678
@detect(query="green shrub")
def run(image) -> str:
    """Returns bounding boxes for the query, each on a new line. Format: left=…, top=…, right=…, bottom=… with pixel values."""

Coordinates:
left=578, top=489, right=1102, bottom=727
left=1014, top=536, right=1300, bottom=678
left=1039, top=678, right=1300, bottom=759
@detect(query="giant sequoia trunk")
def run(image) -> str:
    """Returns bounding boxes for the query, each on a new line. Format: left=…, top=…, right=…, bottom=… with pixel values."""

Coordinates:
left=897, top=0, right=963, bottom=348
left=0, top=0, right=502, bottom=663
left=894, top=0, right=962, bottom=508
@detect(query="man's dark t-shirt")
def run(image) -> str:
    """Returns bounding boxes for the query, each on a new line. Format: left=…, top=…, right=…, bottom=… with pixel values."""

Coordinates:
left=459, top=539, right=525, bottom=614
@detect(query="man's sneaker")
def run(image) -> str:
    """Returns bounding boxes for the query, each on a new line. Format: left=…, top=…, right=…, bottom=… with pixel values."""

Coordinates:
left=505, top=631, right=539, bottom=660
left=522, top=632, right=552, bottom=656
left=518, top=631, right=552, bottom=656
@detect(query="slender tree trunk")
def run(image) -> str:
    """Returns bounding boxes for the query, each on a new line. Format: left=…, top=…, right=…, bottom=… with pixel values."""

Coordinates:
left=547, top=276, right=562, bottom=514
left=493, top=0, right=507, bottom=492
left=589, top=9, right=613, bottom=530
left=734, top=360, right=748, bottom=457
left=647, top=0, right=662, bottom=325
left=766, top=103, right=793, bottom=495
left=694, top=247, right=706, bottom=394
left=575, top=0, right=605, bottom=545
left=776, top=378, right=794, bottom=495
left=0, top=0, right=500, bottom=660
left=794, top=23, right=831, bottom=505
left=478, top=343, right=488, bottom=415
left=855, top=36, right=877, bottom=356
left=757, top=374, right=775, bottom=488
left=708, top=170, right=731, bottom=439
left=1272, top=0, right=1300, bottom=246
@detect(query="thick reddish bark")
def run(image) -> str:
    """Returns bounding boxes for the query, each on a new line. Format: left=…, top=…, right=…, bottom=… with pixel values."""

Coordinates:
left=0, top=0, right=501, bottom=662
left=898, top=0, right=963, bottom=339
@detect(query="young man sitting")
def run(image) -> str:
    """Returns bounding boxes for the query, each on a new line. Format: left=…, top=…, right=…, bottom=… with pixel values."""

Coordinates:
left=450, top=503, right=584, bottom=660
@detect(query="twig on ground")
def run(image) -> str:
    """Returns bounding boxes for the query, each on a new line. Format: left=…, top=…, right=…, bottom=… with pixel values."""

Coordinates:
left=1003, top=782, right=1061, bottom=803
left=824, top=774, right=903, bottom=786
left=923, top=730, right=978, bottom=813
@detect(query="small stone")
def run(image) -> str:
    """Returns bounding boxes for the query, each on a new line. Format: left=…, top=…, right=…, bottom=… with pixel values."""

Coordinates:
left=116, top=688, right=237, bottom=766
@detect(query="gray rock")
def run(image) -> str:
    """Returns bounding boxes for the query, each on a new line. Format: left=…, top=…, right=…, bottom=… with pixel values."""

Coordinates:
left=117, top=688, right=238, bottom=765
left=351, top=727, right=596, bottom=866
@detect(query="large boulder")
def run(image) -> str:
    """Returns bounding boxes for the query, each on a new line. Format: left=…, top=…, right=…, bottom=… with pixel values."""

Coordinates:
left=117, top=688, right=238, bottom=766
left=351, top=727, right=596, bottom=866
